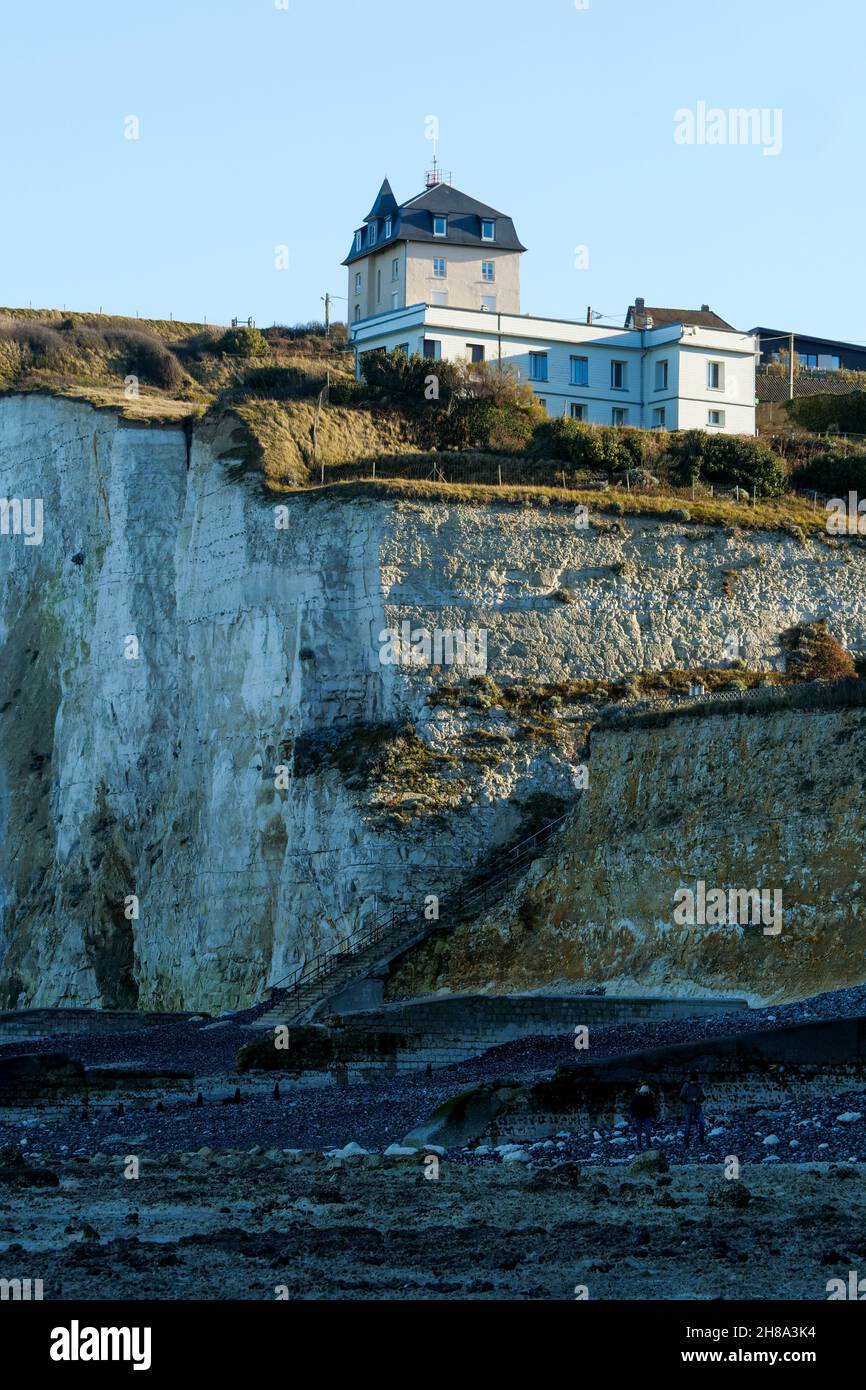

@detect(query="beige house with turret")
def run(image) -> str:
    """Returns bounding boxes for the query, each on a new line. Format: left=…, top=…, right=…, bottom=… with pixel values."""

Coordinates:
left=343, top=176, right=525, bottom=323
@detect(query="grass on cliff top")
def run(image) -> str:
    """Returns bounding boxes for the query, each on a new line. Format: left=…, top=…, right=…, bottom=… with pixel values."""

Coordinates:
left=0, top=307, right=356, bottom=430
left=290, top=475, right=827, bottom=537
left=0, top=306, right=211, bottom=342
left=0, top=381, right=205, bottom=425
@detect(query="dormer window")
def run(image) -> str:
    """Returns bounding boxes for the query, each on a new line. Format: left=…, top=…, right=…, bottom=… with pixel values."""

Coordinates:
left=481, top=219, right=495, bottom=241
left=369, top=222, right=377, bottom=246
left=384, top=216, right=392, bottom=238
left=354, top=230, right=363, bottom=253
left=433, top=215, right=447, bottom=237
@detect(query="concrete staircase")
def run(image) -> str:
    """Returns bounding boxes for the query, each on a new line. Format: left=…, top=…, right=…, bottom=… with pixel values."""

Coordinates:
left=251, top=811, right=570, bottom=1030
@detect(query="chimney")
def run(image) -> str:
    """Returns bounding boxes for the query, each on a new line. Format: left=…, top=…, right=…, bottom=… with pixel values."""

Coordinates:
left=701, top=304, right=710, bottom=313
left=635, top=297, right=645, bottom=315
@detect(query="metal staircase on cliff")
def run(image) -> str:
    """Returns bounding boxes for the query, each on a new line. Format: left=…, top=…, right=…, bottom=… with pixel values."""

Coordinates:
left=251, top=811, right=570, bottom=1029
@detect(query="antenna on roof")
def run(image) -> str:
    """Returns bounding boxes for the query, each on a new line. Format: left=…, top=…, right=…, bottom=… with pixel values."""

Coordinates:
left=425, top=137, right=452, bottom=188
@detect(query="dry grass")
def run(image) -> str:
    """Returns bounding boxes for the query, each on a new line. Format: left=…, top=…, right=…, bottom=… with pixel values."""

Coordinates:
left=226, top=398, right=423, bottom=489
left=0, top=381, right=201, bottom=425
left=283, top=475, right=831, bottom=538
left=0, top=306, right=211, bottom=343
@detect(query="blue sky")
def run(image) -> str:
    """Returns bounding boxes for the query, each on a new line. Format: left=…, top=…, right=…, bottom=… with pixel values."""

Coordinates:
left=1, top=0, right=863, bottom=342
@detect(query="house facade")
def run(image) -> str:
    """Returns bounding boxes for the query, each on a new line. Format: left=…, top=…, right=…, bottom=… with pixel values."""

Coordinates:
left=343, top=178, right=525, bottom=323
left=751, top=327, right=866, bottom=373
left=346, top=179, right=757, bottom=435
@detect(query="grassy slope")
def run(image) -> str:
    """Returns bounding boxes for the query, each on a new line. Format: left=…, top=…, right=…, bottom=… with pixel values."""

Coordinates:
left=0, top=305, right=850, bottom=537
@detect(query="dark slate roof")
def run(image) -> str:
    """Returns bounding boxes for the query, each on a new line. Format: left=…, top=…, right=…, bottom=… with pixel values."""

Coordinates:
left=751, top=326, right=866, bottom=354
left=625, top=302, right=736, bottom=331
left=343, top=180, right=526, bottom=265
left=365, top=178, right=399, bottom=223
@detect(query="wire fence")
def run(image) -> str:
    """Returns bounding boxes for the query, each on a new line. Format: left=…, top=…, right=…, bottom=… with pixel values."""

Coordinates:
left=594, top=676, right=866, bottom=734
left=306, top=451, right=780, bottom=504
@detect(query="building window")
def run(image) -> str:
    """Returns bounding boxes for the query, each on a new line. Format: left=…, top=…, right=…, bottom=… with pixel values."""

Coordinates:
left=707, top=361, right=724, bottom=390
left=354, top=272, right=362, bottom=294
left=392, top=258, right=399, bottom=281
left=397, top=343, right=409, bottom=356
left=829, top=355, right=841, bottom=370
left=612, top=407, right=628, bottom=426
left=433, top=215, right=447, bottom=237
left=433, top=257, right=446, bottom=278
left=376, top=269, right=381, bottom=301
left=481, top=295, right=496, bottom=312
left=611, top=360, right=627, bottom=390
left=469, top=344, right=485, bottom=364
left=423, top=339, right=442, bottom=359
left=570, top=356, right=589, bottom=387
left=482, top=260, right=495, bottom=282
left=652, top=407, right=666, bottom=429
left=569, top=403, right=586, bottom=421
left=432, top=291, right=448, bottom=306
left=529, top=352, right=549, bottom=382
left=799, top=352, right=818, bottom=368
left=354, top=231, right=362, bottom=253
left=481, top=219, right=495, bottom=240
left=708, top=409, right=725, bottom=426
left=369, top=223, right=377, bottom=245
left=537, top=399, right=547, bottom=412
left=392, top=291, right=399, bottom=310
left=384, top=216, right=392, bottom=238
left=654, top=360, right=669, bottom=391
left=354, top=305, right=361, bottom=321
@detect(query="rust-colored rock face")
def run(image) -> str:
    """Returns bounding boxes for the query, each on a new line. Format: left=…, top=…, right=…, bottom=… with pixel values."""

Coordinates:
left=388, top=708, right=866, bottom=1006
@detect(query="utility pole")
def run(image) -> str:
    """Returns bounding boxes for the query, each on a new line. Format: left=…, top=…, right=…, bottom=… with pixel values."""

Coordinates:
left=322, top=293, right=331, bottom=337
left=789, top=330, right=795, bottom=400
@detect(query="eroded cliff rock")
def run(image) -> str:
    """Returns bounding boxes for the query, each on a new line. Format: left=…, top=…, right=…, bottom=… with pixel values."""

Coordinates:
left=1, top=393, right=865, bottom=1010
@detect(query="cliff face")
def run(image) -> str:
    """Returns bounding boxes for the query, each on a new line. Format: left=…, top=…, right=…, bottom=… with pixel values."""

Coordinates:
left=387, top=707, right=866, bottom=1006
left=1, top=393, right=865, bottom=1011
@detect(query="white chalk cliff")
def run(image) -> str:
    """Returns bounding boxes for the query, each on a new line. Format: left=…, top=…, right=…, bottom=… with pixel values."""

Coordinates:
left=1, top=393, right=864, bottom=1010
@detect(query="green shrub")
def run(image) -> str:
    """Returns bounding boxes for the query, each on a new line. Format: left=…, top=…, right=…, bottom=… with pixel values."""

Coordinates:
left=328, top=377, right=367, bottom=406
left=780, top=620, right=855, bottom=680
left=358, top=350, right=539, bottom=451
left=532, top=419, right=616, bottom=467
left=785, top=391, right=866, bottom=435
left=103, top=329, right=185, bottom=391
left=668, top=431, right=787, bottom=497
left=530, top=419, right=669, bottom=473
left=791, top=450, right=866, bottom=496
left=241, top=364, right=325, bottom=400
left=0, top=323, right=70, bottom=371
left=214, top=326, right=269, bottom=358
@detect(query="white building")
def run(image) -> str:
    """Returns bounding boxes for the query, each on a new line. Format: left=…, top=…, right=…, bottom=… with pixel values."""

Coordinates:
left=345, top=177, right=757, bottom=435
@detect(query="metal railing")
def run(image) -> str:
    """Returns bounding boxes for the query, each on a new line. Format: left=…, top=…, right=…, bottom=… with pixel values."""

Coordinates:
left=267, top=811, right=569, bottom=1006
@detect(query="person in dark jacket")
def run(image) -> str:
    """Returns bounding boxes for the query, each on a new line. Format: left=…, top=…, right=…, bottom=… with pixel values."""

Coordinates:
left=680, top=1072, right=706, bottom=1147
left=630, top=1082, right=657, bottom=1151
